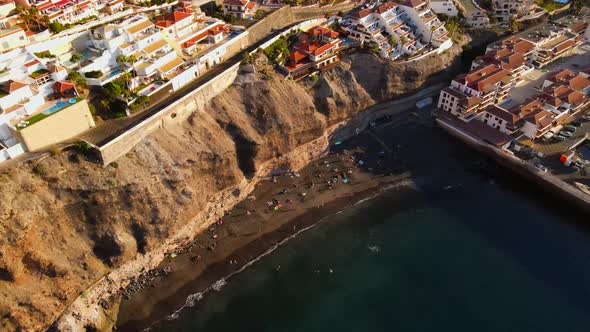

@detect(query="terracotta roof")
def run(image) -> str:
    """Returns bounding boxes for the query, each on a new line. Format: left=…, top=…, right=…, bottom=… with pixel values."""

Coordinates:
left=377, top=2, right=399, bottom=13
left=223, top=0, right=249, bottom=5
left=441, top=87, right=481, bottom=108
left=2, top=104, right=23, bottom=115
left=126, top=19, right=153, bottom=34
left=546, top=68, right=576, bottom=84
left=524, top=109, right=553, bottom=128
left=484, top=105, right=519, bottom=124
left=294, top=39, right=338, bottom=57
left=24, top=59, right=40, bottom=67
left=552, top=39, right=576, bottom=53
left=308, top=26, right=339, bottom=39
left=512, top=98, right=544, bottom=118
left=246, top=1, right=256, bottom=9
left=142, top=39, right=168, bottom=54
left=403, top=0, right=425, bottom=8
left=2, top=79, right=27, bottom=93
left=52, top=80, right=75, bottom=93
left=155, top=11, right=192, bottom=28
left=456, top=64, right=510, bottom=92
left=512, top=39, right=535, bottom=54
left=158, top=56, right=184, bottom=74
left=47, top=62, right=66, bottom=73
left=568, top=75, right=590, bottom=91
left=347, top=8, right=372, bottom=19
left=289, top=50, right=307, bottom=64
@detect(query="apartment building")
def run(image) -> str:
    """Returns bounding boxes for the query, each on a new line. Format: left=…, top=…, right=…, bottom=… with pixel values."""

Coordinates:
left=342, top=0, right=452, bottom=60
left=438, top=64, right=511, bottom=121
left=83, top=14, right=182, bottom=89
left=533, top=31, right=583, bottom=68
left=22, top=0, right=110, bottom=25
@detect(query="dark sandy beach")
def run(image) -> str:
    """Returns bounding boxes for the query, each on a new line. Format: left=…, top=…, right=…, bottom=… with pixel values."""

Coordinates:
left=115, top=110, right=422, bottom=331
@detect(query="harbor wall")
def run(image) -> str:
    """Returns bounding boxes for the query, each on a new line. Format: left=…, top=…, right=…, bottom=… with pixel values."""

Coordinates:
left=436, top=117, right=590, bottom=215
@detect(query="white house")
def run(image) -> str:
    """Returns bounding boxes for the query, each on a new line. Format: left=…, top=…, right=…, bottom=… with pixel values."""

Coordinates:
left=429, top=0, right=458, bottom=16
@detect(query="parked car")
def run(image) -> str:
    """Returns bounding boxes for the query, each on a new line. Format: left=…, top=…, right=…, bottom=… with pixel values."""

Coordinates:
left=582, top=115, right=590, bottom=121
left=565, top=125, right=577, bottom=132
left=554, top=135, right=567, bottom=141
left=560, top=131, right=573, bottom=137
left=543, top=132, right=554, bottom=140
left=571, top=121, right=582, bottom=127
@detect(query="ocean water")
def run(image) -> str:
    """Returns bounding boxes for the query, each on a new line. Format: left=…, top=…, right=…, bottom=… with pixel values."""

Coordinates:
left=151, top=173, right=590, bottom=332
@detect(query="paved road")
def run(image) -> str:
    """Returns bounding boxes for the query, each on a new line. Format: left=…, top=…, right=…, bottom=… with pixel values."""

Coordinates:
left=81, top=23, right=298, bottom=147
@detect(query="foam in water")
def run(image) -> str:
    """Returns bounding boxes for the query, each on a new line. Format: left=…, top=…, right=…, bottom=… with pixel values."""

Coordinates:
left=149, top=179, right=416, bottom=330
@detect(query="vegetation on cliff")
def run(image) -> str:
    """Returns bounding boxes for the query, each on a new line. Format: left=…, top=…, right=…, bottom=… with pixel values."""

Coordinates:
left=0, top=44, right=467, bottom=332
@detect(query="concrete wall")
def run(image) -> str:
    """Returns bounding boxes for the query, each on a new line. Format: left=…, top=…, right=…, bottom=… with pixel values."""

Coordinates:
left=13, top=100, right=95, bottom=152
left=98, top=62, right=240, bottom=165
left=96, top=4, right=354, bottom=165
left=246, top=6, right=296, bottom=43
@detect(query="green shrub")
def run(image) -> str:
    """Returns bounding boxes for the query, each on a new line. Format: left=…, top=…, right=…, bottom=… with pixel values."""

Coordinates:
left=49, top=21, right=65, bottom=33
left=33, top=163, right=47, bottom=176
left=84, top=70, right=103, bottom=79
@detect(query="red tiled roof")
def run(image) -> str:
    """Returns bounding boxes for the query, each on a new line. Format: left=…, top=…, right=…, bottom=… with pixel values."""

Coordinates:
left=485, top=105, right=519, bottom=124
left=403, top=0, right=425, bottom=8
left=181, top=23, right=225, bottom=48
left=2, top=79, right=27, bottom=93
left=308, top=26, right=339, bottom=39
left=456, top=64, right=510, bottom=92
left=294, top=39, right=337, bottom=57
left=547, top=68, right=576, bottom=83
left=347, top=8, right=372, bottom=19
left=289, top=50, right=307, bottom=64
left=246, top=1, right=256, bottom=9
left=512, top=98, right=544, bottom=118
left=568, top=75, right=590, bottom=91
left=512, top=39, right=535, bottom=54
left=552, top=39, right=576, bottom=54
left=52, top=80, right=75, bottom=93
left=24, top=59, right=40, bottom=67
left=155, top=11, right=192, bottom=28
left=377, top=2, right=399, bottom=13
left=223, top=0, right=249, bottom=5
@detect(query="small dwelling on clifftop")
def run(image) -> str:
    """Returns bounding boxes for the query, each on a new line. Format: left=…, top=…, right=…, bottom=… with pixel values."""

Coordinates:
left=223, top=0, right=257, bottom=19
left=280, top=25, right=343, bottom=80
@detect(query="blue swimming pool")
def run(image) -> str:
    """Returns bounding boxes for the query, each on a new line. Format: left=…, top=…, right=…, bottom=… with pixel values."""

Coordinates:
left=42, top=101, right=68, bottom=115
left=106, top=68, right=122, bottom=79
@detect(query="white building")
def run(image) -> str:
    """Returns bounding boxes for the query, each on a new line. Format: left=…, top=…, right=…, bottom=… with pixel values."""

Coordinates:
left=428, top=0, right=459, bottom=16
left=342, top=0, right=452, bottom=60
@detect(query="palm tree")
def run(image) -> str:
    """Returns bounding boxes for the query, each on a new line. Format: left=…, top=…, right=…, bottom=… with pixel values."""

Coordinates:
left=116, top=54, right=128, bottom=65
left=15, top=6, right=31, bottom=31
left=509, top=16, right=519, bottom=33
left=445, top=17, right=463, bottom=40
left=28, top=6, right=41, bottom=30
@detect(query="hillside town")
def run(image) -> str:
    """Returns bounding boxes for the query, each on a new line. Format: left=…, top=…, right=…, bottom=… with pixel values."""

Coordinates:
left=0, top=0, right=586, bottom=167
left=436, top=14, right=589, bottom=142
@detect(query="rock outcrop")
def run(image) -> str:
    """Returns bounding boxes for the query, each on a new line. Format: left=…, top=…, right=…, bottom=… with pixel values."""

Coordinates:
left=0, top=44, right=465, bottom=332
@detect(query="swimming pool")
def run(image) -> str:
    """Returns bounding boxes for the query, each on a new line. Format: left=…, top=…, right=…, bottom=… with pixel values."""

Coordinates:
left=106, top=68, right=122, bottom=79
left=42, top=101, right=68, bottom=115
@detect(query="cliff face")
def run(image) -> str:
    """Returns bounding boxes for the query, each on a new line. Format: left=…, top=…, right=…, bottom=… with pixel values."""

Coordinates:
left=0, top=45, right=464, bottom=332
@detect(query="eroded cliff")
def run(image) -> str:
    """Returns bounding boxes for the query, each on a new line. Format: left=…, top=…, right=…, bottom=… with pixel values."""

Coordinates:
left=0, top=45, right=464, bottom=332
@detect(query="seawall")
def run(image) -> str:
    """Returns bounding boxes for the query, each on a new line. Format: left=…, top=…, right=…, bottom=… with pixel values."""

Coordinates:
left=435, top=116, right=590, bottom=215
